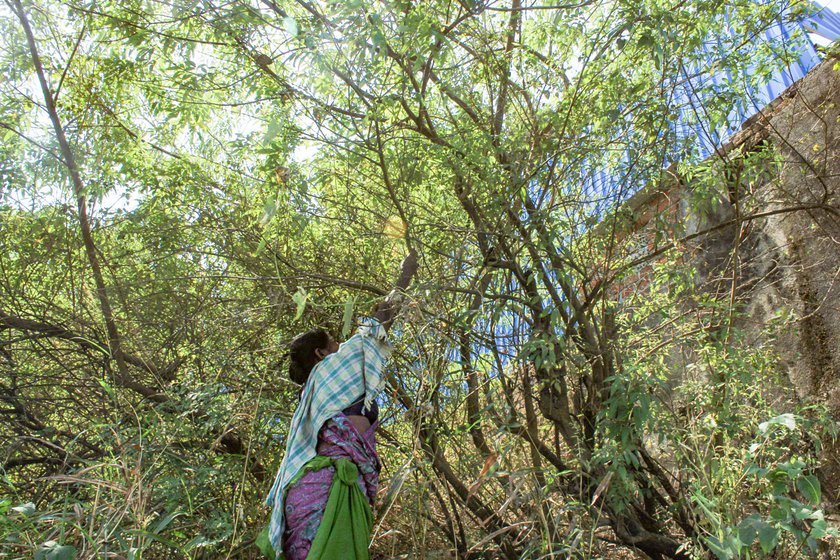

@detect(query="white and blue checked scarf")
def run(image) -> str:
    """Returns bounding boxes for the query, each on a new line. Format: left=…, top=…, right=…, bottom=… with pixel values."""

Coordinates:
left=265, top=318, right=391, bottom=554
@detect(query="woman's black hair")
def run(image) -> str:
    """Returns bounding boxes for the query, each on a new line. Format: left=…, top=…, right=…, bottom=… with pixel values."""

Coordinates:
left=288, top=328, right=330, bottom=385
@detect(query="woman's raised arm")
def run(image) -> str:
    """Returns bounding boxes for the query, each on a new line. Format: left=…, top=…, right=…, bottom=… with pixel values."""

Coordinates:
left=373, top=249, right=418, bottom=331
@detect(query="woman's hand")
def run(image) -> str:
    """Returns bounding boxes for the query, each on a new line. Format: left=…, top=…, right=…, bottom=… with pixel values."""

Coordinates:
left=395, top=249, right=418, bottom=290
left=374, top=249, right=418, bottom=329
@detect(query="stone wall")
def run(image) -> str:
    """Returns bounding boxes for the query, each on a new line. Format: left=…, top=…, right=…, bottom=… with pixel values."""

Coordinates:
left=744, top=57, right=840, bottom=409
left=616, top=55, right=840, bottom=499
left=741, top=56, right=840, bottom=500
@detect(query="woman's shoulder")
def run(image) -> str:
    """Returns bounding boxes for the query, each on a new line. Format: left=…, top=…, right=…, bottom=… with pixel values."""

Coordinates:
left=333, top=318, right=388, bottom=353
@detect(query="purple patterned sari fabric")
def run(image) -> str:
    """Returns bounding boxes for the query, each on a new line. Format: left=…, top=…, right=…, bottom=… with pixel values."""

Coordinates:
left=282, top=414, right=380, bottom=560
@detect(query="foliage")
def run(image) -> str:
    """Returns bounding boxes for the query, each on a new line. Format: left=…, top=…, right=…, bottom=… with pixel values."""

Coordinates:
left=0, top=0, right=837, bottom=558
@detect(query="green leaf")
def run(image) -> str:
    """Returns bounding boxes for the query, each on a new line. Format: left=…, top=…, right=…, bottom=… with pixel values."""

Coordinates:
left=260, top=198, right=277, bottom=226
left=758, top=413, right=796, bottom=434
left=341, top=295, right=355, bottom=338
left=185, top=534, right=214, bottom=550
left=35, top=541, right=77, bottom=560
left=796, top=475, right=821, bottom=504
left=637, top=32, right=654, bottom=48
left=11, top=502, right=35, bottom=516
left=152, top=510, right=186, bottom=534
left=283, top=17, right=299, bottom=37
left=737, top=514, right=761, bottom=545
left=757, top=524, right=780, bottom=554
left=97, top=379, right=115, bottom=398
left=264, top=121, right=282, bottom=143
left=810, top=517, right=828, bottom=539
left=255, top=237, right=267, bottom=257
left=292, top=288, right=307, bottom=320
left=776, top=458, right=806, bottom=479
left=792, top=503, right=814, bottom=520
left=705, top=535, right=735, bottom=560
left=770, top=505, right=788, bottom=522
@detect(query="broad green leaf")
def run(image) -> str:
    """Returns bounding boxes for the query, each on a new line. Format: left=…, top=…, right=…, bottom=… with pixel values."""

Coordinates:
left=737, top=514, right=761, bottom=545
left=705, top=535, right=735, bottom=560
left=810, top=517, right=828, bottom=539
left=264, top=122, right=282, bottom=143
left=255, top=237, right=267, bottom=257
left=185, top=534, right=215, bottom=550
left=97, top=379, right=115, bottom=398
left=796, top=475, right=821, bottom=504
left=792, top=502, right=814, bottom=520
left=11, top=502, right=35, bottom=516
left=758, top=524, right=780, bottom=553
left=283, top=17, right=299, bottom=37
left=341, top=295, right=355, bottom=338
left=260, top=199, right=277, bottom=226
left=35, top=542, right=77, bottom=560
left=758, top=413, right=796, bottom=434
left=292, top=288, right=307, bottom=320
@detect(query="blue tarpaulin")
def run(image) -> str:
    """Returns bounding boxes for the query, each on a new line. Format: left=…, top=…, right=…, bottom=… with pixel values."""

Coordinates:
left=807, top=1, right=840, bottom=40
left=572, top=1, right=840, bottom=216
left=486, top=2, right=840, bottom=363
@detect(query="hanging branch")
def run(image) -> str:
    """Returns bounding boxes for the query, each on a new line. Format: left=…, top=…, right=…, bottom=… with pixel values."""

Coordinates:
left=7, top=0, right=268, bottom=481
left=10, top=0, right=162, bottom=402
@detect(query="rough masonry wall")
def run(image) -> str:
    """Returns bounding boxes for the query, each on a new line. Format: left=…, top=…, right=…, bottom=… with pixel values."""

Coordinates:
left=740, top=56, right=840, bottom=410
left=619, top=55, right=840, bottom=500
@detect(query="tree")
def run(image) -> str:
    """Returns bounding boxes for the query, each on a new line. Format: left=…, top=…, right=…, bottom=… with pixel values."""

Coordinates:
left=1, top=0, right=836, bottom=558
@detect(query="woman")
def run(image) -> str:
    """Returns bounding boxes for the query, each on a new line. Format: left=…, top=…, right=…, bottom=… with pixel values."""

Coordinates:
left=262, top=251, right=417, bottom=560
